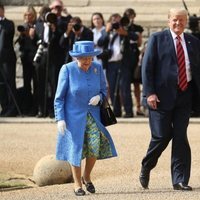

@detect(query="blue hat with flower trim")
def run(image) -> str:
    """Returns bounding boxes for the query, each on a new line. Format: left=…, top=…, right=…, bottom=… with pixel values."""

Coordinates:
left=69, top=41, right=101, bottom=57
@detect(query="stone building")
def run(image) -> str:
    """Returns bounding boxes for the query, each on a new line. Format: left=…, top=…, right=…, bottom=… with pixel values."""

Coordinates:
left=1, top=0, right=50, bottom=5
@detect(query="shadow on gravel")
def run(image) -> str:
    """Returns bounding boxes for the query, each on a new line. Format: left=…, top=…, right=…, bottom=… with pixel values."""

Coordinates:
left=93, top=188, right=196, bottom=196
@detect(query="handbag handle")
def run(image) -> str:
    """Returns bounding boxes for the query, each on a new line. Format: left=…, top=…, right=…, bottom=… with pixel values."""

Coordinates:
left=100, top=93, right=110, bottom=108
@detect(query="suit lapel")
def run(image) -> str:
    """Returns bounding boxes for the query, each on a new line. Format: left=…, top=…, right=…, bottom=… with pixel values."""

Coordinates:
left=165, top=29, right=177, bottom=63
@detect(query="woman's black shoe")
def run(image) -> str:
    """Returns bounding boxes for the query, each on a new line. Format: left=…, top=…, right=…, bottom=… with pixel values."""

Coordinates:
left=74, top=188, right=86, bottom=196
left=82, top=177, right=95, bottom=193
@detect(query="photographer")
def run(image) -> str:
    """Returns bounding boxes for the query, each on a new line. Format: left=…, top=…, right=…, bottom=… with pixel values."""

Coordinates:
left=60, top=16, right=93, bottom=63
left=50, top=0, right=72, bottom=34
left=123, top=8, right=144, bottom=116
left=34, top=4, right=70, bottom=118
left=98, top=13, right=139, bottom=118
left=15, top=5, right=38, bottom=116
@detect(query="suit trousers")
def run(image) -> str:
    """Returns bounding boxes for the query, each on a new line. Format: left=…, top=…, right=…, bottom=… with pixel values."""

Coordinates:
left=0, top=59, right=17, bottom=116
left=120, top=56, right=134, bottom=115
left=142, top=84, right=192, bottom=185
left=106, top=61, right=122, bottom=116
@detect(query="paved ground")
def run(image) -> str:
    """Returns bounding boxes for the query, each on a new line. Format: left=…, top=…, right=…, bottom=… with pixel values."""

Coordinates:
left=0, top=119, right=200, bottom=199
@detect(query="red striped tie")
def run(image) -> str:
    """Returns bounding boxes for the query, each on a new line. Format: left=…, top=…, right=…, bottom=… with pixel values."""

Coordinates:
left=176, top=36, right=188, bottom=91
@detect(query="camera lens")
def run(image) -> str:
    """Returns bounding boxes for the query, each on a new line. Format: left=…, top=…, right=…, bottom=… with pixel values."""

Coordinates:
left=112, top=22, right=120, bottom=30
left=73, top=24, right=81, bottom=31
left=17, top=25, right=26, bottom=32
left=45, top=12, right=57, bottom=24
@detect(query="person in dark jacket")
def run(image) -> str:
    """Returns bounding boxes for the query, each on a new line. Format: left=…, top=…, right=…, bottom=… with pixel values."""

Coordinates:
left=60, top=16, right=93, bottom=63
left=123, top=8, right=144, bottom=116
left=34, top=3, right=71, bottom=117
left=98, top=13, right=139, bottom=118
left=15, top=5, right=38, bottom=116
left=139, top=8, right=200, bottom=191
left=0, top=4, right=17, bottom=117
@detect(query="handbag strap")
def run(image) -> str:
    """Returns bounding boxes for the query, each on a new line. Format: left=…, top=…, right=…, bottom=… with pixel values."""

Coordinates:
left=101, top=93, right=110, bottom=108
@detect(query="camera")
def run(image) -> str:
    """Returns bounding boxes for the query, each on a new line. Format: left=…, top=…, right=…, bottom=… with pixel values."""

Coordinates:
left=112, top=22, right=120, bottom=30
left=120, top=16, right=130, bottom=27
left=111, top=16, right=130, bottom=30
left=33, top=41, right=44, bottom=64
left=97, top=49, right=113, bottom=60
left=73, top=23, right=81, bottom=31
left=189, top=14, right=200, bottom=32
left=17, top=25, right=29, bottom=32
left=45, top=12, right=57, bottom=24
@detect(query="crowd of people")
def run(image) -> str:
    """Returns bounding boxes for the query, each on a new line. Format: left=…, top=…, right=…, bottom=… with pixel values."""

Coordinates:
left=0, top=1, right=145, bottom=118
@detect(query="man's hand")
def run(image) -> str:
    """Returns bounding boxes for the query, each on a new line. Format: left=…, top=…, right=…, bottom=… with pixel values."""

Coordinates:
left=147, top=94, right=160, bottom=109
left=116, top=27, right=128, bottom=36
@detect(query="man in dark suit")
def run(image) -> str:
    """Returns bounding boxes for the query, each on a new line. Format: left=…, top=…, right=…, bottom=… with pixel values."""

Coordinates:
left=98, top=13, right=139, bottom=118
left=34, top=4, right=71, bottom=117
left=139, top=8, right=200, bottom=191
left=60, top=16, right=93, bottom=63
left=0, top=4, right=17, bottom=117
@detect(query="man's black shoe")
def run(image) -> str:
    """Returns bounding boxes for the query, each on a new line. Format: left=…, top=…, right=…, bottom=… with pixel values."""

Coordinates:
left=139, top=167, right=150, bottom=189
left=173, top=183, right=192, bottom=191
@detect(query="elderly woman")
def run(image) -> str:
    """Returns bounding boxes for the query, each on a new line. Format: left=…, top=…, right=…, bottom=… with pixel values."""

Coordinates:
left=54, top=41, right=117, bottom=196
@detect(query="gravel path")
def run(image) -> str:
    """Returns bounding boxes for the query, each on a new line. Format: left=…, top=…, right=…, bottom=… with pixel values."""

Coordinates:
left=1, top=122, right=200, bottom=199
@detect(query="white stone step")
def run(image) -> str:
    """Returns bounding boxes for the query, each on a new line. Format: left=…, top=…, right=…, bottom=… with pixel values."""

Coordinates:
left=66, top=5, right=199, bottom=15
left=88, top=0, right=198, bottom=6
left=61, top=0, right=89, bottom=7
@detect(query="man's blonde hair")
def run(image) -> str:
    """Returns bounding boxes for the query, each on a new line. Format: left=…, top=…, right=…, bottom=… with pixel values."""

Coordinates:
left=168, top=8, right=188, bottom=18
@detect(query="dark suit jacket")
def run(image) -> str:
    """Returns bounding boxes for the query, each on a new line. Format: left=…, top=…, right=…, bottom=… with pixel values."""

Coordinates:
left=60, top=26, right=93, bottom=63
left=98, top=27, right=139, bottom=68
left=0, top=18, right=17, bottom=115
left=0, top=18, right=16, bottom=63
left=142, top=29, right=200, bottom=110
left=35, top=17, right=67, bottom=66
left=0, top=25, right=4, bottom=63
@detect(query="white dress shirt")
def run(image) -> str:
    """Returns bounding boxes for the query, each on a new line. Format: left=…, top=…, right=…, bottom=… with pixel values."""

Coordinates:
left=170, top=29, right=192, bottom=82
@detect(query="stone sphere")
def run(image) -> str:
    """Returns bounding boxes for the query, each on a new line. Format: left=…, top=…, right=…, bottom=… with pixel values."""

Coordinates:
left=33, top=154, right=72, bottom=186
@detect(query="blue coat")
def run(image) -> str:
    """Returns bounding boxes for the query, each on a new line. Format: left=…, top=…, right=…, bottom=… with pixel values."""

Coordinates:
left=54, top=61, right=117, bottom=167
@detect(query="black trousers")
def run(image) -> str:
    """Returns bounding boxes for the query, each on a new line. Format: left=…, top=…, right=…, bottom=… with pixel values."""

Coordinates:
left=0, top=58, right=17, bottom=116
left=142, top=85, right=192, bottom=185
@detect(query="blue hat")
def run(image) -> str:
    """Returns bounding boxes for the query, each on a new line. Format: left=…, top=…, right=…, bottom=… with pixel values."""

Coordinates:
left=69, top=41, right=101, bottom=57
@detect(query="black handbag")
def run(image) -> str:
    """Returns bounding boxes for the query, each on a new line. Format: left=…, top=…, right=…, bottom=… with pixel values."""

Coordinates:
left=100, top=96, right=117, bottom=126
left=134, top=64, right=142, bottom=83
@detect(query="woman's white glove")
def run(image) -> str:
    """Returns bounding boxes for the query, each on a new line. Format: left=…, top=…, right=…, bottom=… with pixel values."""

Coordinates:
left=57, top=120, right=66, bottom=134
left=88, top=95, right=100, bottom=106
